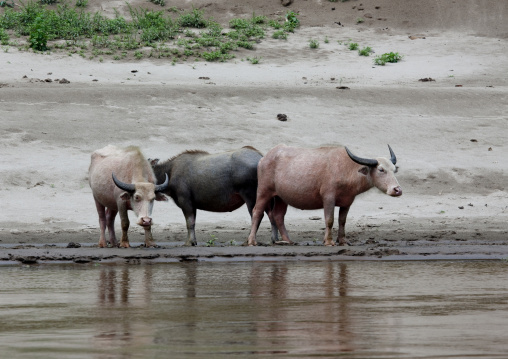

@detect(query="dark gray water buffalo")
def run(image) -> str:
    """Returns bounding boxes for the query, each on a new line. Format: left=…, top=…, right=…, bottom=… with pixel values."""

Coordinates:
left=89, top=145, right=168, bottom=248
left=152, top=146, right=278, bottom=246
left=247, top=145, right=402, bottom=246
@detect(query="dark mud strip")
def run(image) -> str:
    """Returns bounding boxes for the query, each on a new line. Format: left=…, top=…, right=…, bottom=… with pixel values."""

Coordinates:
left=2, top=242, right=508, bottom=265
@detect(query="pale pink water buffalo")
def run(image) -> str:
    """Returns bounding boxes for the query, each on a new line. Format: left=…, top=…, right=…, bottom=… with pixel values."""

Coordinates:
left=247, top=144, right=402, bottom=246
left=89, top=145, right=169, bottom=248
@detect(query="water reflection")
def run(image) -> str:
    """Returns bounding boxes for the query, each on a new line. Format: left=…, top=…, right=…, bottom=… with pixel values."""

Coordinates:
left=94, top=265, right=156, bottom=358
left=0, top=261, right=507, bottom=358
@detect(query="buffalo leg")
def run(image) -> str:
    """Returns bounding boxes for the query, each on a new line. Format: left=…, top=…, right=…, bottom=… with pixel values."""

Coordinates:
left=336, top=206, right=351, bottom=246
left=106, top=208, right=118, bottom=247
left=94, top=199, right=108, bottom=248
left=272, top=197, right=293, bottom=245
left=246, top=196, right=270, bottom=246
left=323, top=200, right=335, bottom=246
left=266, top=200, right=279, bottom=244
left=118, top=209, right=130, bottom=248
left=181, top=204, right=197, bottom=246
left=242, top=190, right=279, bottom=244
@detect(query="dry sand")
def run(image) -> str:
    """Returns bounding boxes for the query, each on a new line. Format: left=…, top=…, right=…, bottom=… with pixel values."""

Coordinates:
left=0, top=0, right=507, bottom=264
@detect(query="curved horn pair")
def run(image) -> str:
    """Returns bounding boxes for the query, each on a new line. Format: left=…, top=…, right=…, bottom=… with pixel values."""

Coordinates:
left=345, top=145, right=397, bottom=166
left=112, top=173, right=169, bottom=193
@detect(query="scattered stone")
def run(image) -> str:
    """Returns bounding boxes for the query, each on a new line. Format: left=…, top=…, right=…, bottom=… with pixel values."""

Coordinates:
left=419, top=77, right=435, bottom=82
left=455, top=84, right=463, bottom=87
left=59, top=78, right=70, bottom=84
left=67, top=242, right=81, bottom=248
left=364, top=13, right=373, bottom=18
left=458, top=206, right=464, bottom=209
left=277, top=113, right=288, bottom=121
left=470, top=139, right=478, bottom=142
left=73, top=257, right=91, bottom=263
left=309, top=216, right=321, bottom=220
left=336, top=86, right=350, bottom=90
left=281, top=0, right=293, bottom=6
left=131, top=70, right=138, bottom=73
left=409, top=34, right=426, bottom=40
left=274, top=240, right=292, bottom=245
left=488, top=147, right=493, bottom=151
left=199, top=76, right=210, bottom=80
left=17, top=256, right=38, bottom=264
left=44, top=78, right=52, bottom=83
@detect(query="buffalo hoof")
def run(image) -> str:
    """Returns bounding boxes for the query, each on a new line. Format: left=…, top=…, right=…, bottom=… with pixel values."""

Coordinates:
left=336, top=240, right=352, bottom=246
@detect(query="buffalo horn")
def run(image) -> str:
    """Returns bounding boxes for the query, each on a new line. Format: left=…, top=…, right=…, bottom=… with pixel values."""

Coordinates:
left=112, top=173, right=136, bottom=193
left=345, top=147, right=379, bottom=167
left=388, top=145, right=397, bottom=165
left=155, top=173, right=169, bottom=193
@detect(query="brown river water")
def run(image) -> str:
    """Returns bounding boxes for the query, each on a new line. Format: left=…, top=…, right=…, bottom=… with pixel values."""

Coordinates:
left=1, top=260, right=507, bottom=358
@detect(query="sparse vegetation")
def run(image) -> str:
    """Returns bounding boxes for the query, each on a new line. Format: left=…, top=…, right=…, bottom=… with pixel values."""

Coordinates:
left=247, top=56, right=261, bottom=64
left=348, top=42, right=359, bottom=50
left=29, top=15, right=49, bottom=51
left=284, top=11, right=300, bottom=31
left=0, top=28, right=8, bottom=45
left=356, top=17, right=365, bottom=24
left=149, top=0, right=165, bottom=6
left=358, top=46, right=372, bottom=56
left=374, top=52, right=402, bottom=65
left=272, top=30, right=287, bottom=40
left=0, top=3, right=300, bottom=63
left=309, top=39, right=319, bottom=48
left=0, top=0, right=14, bottom=7
left=206, top=234, right=217, bottom=247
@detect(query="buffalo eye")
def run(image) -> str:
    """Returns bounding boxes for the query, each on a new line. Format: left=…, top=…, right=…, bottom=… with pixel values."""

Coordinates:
left=134, top=194, right=142, bottom=202
left=378, top=167, right=385, bottom=173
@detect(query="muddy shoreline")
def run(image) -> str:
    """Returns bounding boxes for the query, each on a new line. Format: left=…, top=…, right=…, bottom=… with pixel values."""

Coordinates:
left=2, top=226, right=507, bottom=265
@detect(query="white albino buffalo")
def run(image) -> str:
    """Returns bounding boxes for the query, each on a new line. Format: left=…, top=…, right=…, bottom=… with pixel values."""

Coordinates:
left=247, top=145, right=402, bottom=246
left=88, top=145, right=168, bottom=248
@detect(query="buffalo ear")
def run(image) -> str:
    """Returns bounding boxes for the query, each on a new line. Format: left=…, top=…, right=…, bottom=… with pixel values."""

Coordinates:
left=358, top=167, right=369, bottom=176
left=120, top=192, right=131, bottom=201
left=149, top=158, right=159, bottom=167
left=156, top=193, right=168, bottom=201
